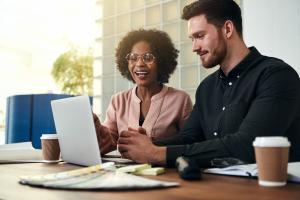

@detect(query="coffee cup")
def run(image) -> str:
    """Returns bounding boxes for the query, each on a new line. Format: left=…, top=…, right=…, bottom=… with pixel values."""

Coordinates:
left=253, top=136, right=290, bottom=187
left=40, top=134, right=60, bottom=162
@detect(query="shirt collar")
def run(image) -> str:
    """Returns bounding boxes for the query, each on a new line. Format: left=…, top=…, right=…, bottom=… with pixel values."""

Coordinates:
left=132, top=84, right=168, bottom=102
left=218, top=47, right=262, bottom=79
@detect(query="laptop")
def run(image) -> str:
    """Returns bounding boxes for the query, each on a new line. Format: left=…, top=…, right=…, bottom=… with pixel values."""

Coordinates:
left=51, top=96, right=102, bottom=166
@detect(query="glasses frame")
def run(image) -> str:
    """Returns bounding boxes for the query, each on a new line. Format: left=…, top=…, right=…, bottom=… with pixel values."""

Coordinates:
left=125, top=53, right=156, bottom=64
left=210, top=157, right=246, bottom=168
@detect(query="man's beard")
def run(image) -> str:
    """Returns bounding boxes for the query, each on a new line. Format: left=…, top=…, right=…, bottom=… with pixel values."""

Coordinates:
left=201, top=32, right=227, bottom=69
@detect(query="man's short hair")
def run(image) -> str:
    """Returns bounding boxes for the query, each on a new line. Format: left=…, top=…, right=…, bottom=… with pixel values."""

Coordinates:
left=182, top=0, right=243, bottom=37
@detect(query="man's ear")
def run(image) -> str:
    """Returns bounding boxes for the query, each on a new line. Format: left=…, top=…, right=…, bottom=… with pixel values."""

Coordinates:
left=223, top=20, right=234, bottom=39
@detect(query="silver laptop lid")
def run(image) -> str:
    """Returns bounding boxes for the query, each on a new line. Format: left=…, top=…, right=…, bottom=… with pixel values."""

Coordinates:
left=51, top=96, right=101, bottom=166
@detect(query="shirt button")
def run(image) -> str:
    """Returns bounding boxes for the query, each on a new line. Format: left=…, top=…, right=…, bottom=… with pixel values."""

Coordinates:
left=222, top=106, right=225, bottom=111
left=237, top=75, right=240, bottom=79
left=228, top=82, right=232, bottom=86
left=213, top=132, right=218, bottom=136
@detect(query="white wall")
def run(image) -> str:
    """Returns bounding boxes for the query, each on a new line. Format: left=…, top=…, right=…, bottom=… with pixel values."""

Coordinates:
left=243, top=0, right=300, bottom=75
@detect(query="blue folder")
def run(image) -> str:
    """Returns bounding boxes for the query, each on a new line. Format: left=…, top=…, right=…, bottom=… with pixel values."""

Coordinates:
left=5, top=94, right=75, bottom=149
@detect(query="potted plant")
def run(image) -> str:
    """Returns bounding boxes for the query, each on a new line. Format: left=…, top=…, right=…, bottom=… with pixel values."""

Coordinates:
left=51, top=48, right=93, bottom=95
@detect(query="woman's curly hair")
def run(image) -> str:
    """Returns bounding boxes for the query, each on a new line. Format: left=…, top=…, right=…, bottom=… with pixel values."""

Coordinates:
left=115, top=29, right=179, bottom=84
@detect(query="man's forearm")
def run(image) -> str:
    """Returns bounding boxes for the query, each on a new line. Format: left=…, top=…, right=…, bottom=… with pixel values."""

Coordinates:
left=151, top=146, right=167, bottom=166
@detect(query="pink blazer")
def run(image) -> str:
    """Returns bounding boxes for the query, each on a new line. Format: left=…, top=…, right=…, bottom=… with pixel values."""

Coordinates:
left=94, top=85, right=193, bottom=154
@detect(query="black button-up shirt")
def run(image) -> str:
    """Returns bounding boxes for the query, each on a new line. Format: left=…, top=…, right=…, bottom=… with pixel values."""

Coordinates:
left=155, top=47, right=300, bottom=167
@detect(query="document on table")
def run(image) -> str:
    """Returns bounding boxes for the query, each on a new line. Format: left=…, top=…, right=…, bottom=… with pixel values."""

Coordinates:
left=203, top=164, right=258, bottom=177
left=102, top=157, right=135, bottom=164
left=287, top=162, right=300, bottom=183
left=203, top=162, right=300, bottom=183
left=104, top=149, right=121, bottom=158
left=102, top=149, right=135, bottom=164
left=19, top=163, right=179, bottom=190
left=0, top=142, right=44, bottom=163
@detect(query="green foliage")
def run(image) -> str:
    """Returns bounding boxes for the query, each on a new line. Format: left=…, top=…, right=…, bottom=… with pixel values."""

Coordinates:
left=51, top=48, right=94, bottom=96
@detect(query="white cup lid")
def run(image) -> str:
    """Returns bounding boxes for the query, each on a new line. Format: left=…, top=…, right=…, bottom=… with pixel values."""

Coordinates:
left=40, top=134, right=58, bottom=139
left=253, top=136, right=290, bottom=147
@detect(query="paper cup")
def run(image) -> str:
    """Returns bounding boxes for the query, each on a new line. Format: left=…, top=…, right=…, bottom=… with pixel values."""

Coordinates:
left=253, top=137, right=290, bottom=187
left=40, top=134, right=60, bottom=162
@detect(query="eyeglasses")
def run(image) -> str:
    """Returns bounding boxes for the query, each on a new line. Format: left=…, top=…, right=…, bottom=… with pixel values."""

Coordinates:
left=125, top=53, right=155, bottom=64
left=210, top=157, right=246, bottom=168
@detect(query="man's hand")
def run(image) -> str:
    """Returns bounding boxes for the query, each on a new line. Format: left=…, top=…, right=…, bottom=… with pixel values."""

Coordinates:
left=118, top=128, right=166, bottom=166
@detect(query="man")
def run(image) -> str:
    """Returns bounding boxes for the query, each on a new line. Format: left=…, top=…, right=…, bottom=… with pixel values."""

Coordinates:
left=118, top=0, right=300, bottom=167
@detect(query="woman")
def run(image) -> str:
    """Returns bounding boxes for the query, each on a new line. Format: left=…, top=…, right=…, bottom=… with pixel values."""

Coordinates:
left=94, top=29, right=192, bottom=155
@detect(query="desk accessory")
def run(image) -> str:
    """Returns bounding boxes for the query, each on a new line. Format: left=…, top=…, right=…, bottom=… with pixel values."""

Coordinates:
left=176, top=156, right=201, bottom=180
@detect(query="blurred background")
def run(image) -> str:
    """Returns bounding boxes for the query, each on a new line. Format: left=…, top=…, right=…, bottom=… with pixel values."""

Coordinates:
left=0, top=0, right=95, bottom=143
left=0, top=0, right=299, bottom=144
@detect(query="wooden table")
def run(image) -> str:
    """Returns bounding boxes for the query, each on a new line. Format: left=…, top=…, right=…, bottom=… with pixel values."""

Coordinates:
left=0, top=162, right=299, bottom=200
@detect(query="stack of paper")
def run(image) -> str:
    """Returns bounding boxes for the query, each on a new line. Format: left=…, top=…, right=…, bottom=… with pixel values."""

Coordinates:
left=117, top=164, right=151, bottom=173
left=117, top=164, right=165, bottom=176
left=134, top=167, right=165, bottom=176
left=0, top=142, right=44, bottom=163
left=102, top=150, right=135, bottom=164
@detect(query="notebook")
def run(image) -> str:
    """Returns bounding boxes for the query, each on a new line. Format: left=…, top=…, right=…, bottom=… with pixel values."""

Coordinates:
left=203, top=162, right=300, bottom=183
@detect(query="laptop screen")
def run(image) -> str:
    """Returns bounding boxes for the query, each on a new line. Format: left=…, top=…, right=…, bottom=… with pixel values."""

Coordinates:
left=51, top=96, right=102, bottom=166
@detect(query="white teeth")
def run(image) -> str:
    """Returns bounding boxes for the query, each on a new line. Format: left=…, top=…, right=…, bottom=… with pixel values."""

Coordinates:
left=135, top=71, right=148, bottom=75
left=135, top=71, right=148, bottom=79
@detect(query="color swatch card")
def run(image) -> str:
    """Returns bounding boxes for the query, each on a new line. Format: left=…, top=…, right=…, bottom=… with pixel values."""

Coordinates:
left=19, top=163, right=179, bottom=190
